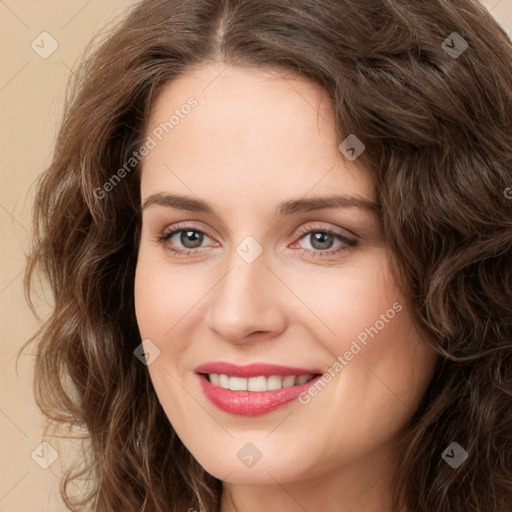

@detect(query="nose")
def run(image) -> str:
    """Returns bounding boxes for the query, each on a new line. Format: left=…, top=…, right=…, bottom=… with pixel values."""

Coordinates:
left=204, top=249, right=287, bottom=345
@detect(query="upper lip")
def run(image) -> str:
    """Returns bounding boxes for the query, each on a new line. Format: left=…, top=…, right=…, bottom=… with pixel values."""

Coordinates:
left=194, top=361, right=323, bottom=378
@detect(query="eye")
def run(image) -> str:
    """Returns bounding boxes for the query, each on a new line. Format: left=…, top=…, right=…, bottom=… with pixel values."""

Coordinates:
left=157, top=223, right=216, bottom=257
left=291, top=224, right=359, bottom=258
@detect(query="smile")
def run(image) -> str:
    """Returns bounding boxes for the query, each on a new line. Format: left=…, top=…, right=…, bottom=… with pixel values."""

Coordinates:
left=194, top=362, right=323, bottom=416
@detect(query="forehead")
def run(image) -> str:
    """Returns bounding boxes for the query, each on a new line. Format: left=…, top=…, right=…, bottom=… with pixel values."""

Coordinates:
left=141, top=62, right=374, bottom=206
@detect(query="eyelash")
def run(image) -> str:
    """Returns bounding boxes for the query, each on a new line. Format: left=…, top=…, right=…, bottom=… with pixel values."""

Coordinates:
left=156, top=222, right=359, bottom=259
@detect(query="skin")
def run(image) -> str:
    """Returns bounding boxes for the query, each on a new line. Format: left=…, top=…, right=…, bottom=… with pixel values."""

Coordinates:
left=134, top=61, right=439, bottom=512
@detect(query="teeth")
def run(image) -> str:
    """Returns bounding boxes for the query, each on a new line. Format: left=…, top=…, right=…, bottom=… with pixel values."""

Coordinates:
left=219, top=374, right=230, bottom=388
left=248, top=376, right=267, bottom=392
left=282, top=375, right=296, bottom=388
left=229, top=376, right=247, bottom=391
left=267, top=375, right=282, bottom=390
left=296, top=375, right=310, bottom=385
left=207, top=374, right=315, bottom=391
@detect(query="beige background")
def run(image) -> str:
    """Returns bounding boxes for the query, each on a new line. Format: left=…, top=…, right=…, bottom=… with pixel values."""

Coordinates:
left=1, top=1, right=511, bottom=511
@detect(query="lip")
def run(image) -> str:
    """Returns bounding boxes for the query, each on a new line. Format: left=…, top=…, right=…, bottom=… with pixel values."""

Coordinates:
left=194, top=361, right=323, bottom=378
left=194, top=361, right=323, bottom=416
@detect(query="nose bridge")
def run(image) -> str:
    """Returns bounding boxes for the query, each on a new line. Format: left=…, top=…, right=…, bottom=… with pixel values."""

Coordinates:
left=205, top=240, right=286, bottom=342
left=218, top=232, right=270, bottom=301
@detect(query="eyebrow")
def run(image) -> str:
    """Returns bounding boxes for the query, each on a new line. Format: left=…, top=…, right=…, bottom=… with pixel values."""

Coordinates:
left=141, top=192, right=380, bottom=217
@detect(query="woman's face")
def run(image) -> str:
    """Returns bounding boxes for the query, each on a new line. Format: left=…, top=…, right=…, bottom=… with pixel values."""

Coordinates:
left=134, top=62, right=438, bottom=489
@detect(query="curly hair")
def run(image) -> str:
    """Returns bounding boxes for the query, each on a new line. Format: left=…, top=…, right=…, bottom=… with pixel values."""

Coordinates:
left=22, top=0, right=512, bottom=511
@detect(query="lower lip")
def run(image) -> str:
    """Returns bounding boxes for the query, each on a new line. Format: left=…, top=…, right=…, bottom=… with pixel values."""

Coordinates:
left=196, top=374, right=321, bottom=416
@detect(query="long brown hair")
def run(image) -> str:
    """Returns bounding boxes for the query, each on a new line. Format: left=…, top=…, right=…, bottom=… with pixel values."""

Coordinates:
left=22, top=0, right=512, bottom=510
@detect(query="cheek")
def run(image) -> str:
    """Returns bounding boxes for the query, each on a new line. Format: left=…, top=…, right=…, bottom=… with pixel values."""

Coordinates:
left=292, top=252, right=437, bottom=416
left=288, top=250, right=400, bottom=352
left=134, top=247, right=202, bottom=343
left=134, top=254, right=200, bottom=428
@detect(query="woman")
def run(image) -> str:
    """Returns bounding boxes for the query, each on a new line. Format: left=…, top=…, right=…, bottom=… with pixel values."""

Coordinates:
left=23, top=0, right=512, bottom=511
